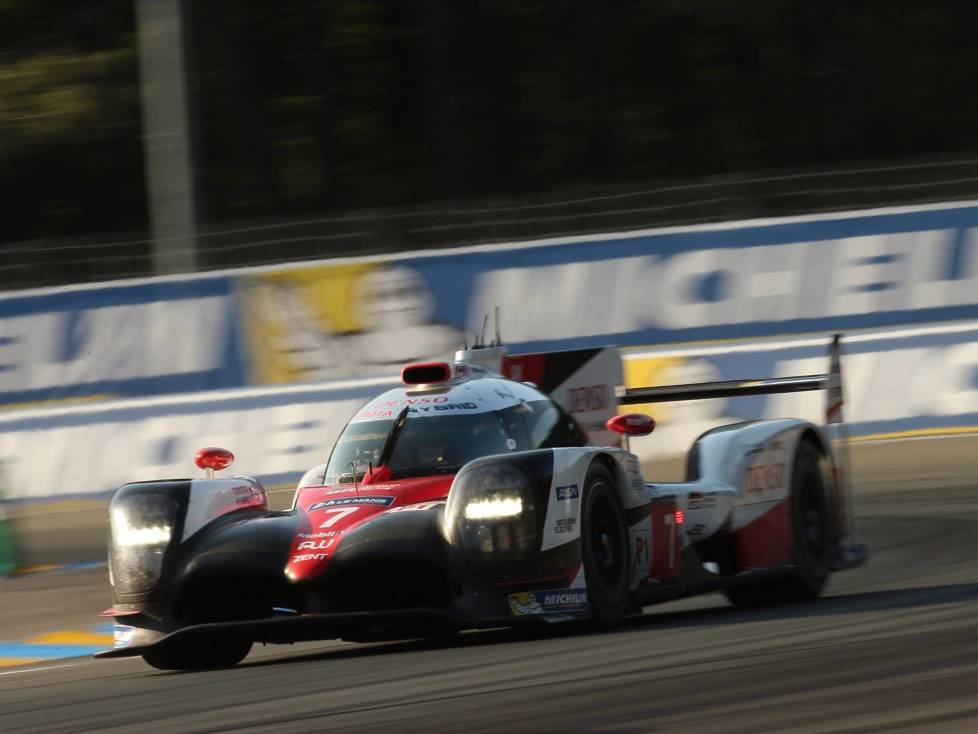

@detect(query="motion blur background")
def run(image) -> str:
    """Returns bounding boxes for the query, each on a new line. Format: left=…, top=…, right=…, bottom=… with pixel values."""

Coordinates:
left=5, top=0, right=978, bottom=286
left=1, top=1, right=977, bottom=567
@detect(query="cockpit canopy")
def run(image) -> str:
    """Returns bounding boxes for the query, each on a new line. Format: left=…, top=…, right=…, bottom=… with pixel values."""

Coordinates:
left=322, top=377, right=587, bottom=483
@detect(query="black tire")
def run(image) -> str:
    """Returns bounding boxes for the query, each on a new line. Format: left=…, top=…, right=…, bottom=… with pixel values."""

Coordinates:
left=725, top=441, right=835, bottom=607
left=580, top=463, right=630, bottom=627
left=142, top=637, right=252, bottom=671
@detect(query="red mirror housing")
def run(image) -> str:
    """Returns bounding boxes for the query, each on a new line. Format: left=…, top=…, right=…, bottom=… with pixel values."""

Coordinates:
left=606, top=413, right=656, bottom=436
left=194, top=446, right=235, bottom=472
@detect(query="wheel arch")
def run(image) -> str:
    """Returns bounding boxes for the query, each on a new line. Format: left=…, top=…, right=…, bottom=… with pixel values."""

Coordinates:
left=798, top=425, right=830, bottom=459
left=589, top=451, right=630, bottom=501
left=794, top=424, right=842, bottom=549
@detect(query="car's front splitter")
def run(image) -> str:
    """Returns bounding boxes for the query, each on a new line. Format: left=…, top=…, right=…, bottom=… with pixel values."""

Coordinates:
left=95, top=606, right=512, bottom=660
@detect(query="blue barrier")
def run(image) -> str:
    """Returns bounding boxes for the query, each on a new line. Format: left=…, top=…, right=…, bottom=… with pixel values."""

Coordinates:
left=0, top=275, right=244, bottom=406
left=410, top=202, right=978, bottom=350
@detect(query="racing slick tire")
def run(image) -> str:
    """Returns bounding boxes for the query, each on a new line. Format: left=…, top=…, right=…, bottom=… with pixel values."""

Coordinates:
left=142, top=637, right=253, bottom=671
left=580, top=463, right=630, bottom=627
left=725, top=441, right=835, bottom=607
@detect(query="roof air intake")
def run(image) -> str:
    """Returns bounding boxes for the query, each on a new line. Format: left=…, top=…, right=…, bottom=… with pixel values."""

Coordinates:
left=401, top=362, right=452, bottom=385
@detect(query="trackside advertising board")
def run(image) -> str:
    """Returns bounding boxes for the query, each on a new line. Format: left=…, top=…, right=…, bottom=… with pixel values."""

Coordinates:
left=0, top=379, right=394, bottom=500
left=2, top=201, right=978, bottom=405
left=238, top=201, right=978, bottom=386
left=0, top=276, right=244, bottom=406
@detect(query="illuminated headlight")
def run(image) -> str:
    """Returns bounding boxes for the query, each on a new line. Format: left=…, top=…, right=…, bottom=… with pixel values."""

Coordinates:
left=464, top=496, right=524, bottom=520
left=109, top=493, right=179, bottom=595
left=447, top=464, right=537, bottom=562
left=111, top=507, right=172, bottom=546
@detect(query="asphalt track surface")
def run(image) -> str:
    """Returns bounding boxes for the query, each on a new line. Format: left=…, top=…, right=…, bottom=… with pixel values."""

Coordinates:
left=1, top=437, right=976, bottom=733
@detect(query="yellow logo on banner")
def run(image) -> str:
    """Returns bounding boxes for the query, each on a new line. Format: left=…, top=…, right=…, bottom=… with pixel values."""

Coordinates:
left=239, top=263, right=377, bottom=384
left=239, top=262, right=462, bottom=385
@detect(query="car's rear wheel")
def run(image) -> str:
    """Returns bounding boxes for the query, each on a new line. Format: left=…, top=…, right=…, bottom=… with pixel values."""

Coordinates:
left=580, top=463, right=630, bottom=626
left=142, top=637, right=252, bottom=671
left=725, top=441, right=834, bottom=607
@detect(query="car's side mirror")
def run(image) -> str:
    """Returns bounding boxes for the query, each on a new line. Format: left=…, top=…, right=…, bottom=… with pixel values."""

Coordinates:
left=605, top=413, right=656, bottom=436
left=195, top=446, right=235, bottom=478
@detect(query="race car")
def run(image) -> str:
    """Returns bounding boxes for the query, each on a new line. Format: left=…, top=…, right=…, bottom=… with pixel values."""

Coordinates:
left=97, top=337, right=867, bottom=670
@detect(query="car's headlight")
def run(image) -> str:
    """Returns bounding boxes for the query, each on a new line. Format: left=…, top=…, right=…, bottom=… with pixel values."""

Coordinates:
left=463, top=496, right=524, bottom=520
left=109, top=493, right=179, bottom=595
left=447, top=464, right=536, bottom=562
left=111, top=506, right=172, bottom=546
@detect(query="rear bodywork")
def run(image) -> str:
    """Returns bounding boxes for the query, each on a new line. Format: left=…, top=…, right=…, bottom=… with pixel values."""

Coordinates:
left=98, top=337, right=867, bottom=661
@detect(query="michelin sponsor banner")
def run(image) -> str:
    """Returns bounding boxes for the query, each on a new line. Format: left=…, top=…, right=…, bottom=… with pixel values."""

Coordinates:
left=0, top=276, right=244, bottom=407
left=4, top=200, right=978, bottom=408
left=241, top=201, right=978, bottom=382
left=435, top=203, right=978, bottom=350
left=0, top=322, right=974, bottom=500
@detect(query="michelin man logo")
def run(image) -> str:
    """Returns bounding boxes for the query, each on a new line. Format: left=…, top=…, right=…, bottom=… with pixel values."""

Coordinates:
left=244, top=264, right=462, bottom=382
left=507, top=592, right=545, bottom=616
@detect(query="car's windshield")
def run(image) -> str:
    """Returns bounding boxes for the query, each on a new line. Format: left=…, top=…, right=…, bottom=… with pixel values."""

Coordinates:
left=324, top=408, right=527, bottom=482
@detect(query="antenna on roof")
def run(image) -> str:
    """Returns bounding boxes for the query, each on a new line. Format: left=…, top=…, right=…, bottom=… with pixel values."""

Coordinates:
left=454, top=308, right=507, bottom=371
left=349, top=461, right=360, bottom=498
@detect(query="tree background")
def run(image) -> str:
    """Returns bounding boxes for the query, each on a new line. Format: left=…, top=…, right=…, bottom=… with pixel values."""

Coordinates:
left=3, top=0, right=978, bottom=284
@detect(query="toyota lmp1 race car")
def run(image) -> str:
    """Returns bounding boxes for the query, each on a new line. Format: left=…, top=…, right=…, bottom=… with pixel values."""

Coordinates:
left=97, top=337, right=868, bottom=670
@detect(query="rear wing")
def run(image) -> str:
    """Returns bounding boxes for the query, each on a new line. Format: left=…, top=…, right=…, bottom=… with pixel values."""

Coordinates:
left=618, top=334, right=845, bottom=425
left=500, top=334, right=846, bottom=441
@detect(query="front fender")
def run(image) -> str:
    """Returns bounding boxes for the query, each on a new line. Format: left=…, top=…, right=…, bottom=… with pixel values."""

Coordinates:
left=107, top=476, right=275, bottom=610
left=444, top=446, right=650, bottom=610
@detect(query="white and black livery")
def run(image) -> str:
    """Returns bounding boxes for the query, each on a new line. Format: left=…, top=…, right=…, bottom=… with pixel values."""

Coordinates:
left=97, top=336, right=867, bottom=670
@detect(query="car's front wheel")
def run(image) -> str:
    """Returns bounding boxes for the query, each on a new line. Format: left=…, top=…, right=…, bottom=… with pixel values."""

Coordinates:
left=580, top=463, right=630, bottom=626
left=142, top=637, right=252, bottom=671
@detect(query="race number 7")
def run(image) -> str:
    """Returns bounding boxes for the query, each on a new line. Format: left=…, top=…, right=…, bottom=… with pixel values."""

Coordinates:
left=318, top=507, right=359, bottom=528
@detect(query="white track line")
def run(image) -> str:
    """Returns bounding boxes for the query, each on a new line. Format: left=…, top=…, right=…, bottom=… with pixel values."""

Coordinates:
left=0, top=661, right=86, bottom=676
